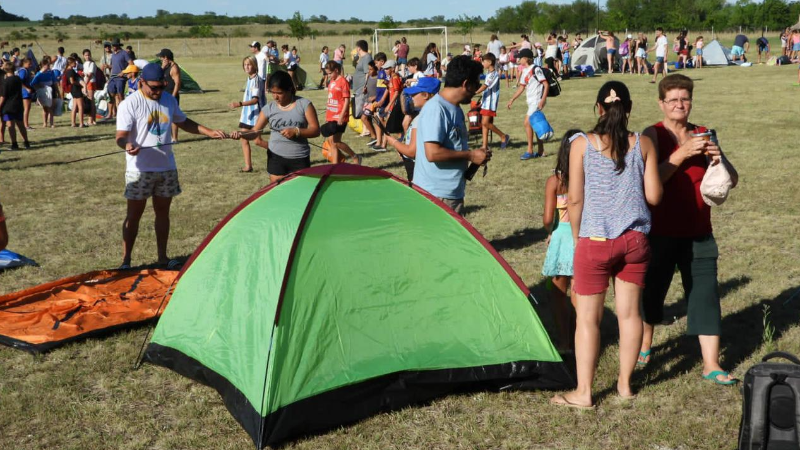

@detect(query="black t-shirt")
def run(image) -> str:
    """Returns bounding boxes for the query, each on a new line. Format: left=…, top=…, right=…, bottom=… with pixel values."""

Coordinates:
left=734, top=34, right=749, bottom=47
left=678, top=38, right=687, bottom=51
left=0, top=75, right=23, bottom=115
left=66, top=68, right=82, bottom=97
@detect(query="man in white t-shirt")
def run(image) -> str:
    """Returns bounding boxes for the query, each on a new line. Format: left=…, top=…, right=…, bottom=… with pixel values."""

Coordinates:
left=116, top=64, right=226, bottom=270
left=250, top=41, right=267, bottom=80
left=507, top=49, right=549, bottom=160
left=649, top=27, right=669, bottom=83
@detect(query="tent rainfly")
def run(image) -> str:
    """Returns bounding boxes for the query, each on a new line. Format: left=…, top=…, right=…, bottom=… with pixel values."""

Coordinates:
left=143, top=164, right=572, bottom=448
left=700, top=40, right=734, bottom=66
left=570, top=35, right=620, bottom=72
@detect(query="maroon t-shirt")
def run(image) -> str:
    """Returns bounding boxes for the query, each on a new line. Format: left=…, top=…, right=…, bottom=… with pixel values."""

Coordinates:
left=397, top=43, right=409, bottom=59
left=649, top=122, right=712, bottom=237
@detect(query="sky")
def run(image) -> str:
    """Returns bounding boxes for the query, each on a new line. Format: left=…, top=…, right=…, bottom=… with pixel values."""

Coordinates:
left=3, top=0, right=576, bottom=22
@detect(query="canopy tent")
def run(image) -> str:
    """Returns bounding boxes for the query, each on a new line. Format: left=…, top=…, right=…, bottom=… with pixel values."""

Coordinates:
left=570, top=35, right=620, bottom=72
left=0, top=269, right=177, bottom=353
left=701, top=40, right=734, bottom=66
left=144, top=164, right=572, bottom=448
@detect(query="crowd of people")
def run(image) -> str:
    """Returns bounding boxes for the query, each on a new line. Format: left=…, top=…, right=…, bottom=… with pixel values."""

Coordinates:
left=0, top=30, right=748, bottom=409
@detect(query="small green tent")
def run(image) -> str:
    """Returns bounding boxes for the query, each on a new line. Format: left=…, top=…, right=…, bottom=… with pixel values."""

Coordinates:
left=143, top=164, right=571, bottom=447
left=147, top=59, right=203, bottom=93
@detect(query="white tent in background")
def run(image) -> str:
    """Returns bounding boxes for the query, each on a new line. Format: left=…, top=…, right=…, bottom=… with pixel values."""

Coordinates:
left=701, top=40, right=733, bottom=66
left=570, top=34, right=620, bottom=72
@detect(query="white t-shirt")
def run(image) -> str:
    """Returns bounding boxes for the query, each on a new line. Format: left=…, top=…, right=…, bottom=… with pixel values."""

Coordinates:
left=656, top=36, right=669, bottom=58
left=52, top=55, right=67, bottom=74
left=487, top=40, right=503, bottom=57
left=117, top=91, right=187, bottom=172
left=319, top=52, right=329, bottom=69
left=83, top=61, right=97, bottom=83
left=255, top=52, right=267, bottom=80
left=520, top=65, right=547, bottom=113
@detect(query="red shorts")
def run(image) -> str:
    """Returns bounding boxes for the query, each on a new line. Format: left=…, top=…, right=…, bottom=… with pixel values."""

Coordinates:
left=479, top=109, right=496, bottom=117
left=679, top=50, right=689, bottom=56
left=86, top=82, right=96, bottom=91
left=573, top=230, right=650, bottom=295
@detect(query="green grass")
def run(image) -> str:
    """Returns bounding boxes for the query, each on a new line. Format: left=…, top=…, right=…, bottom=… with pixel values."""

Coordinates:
left=1, top=52, right=800, bottom=449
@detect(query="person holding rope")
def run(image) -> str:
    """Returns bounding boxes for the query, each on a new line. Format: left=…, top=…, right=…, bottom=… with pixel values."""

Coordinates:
left=116, top=64, right=226, bottom=270
left=230, top=70, right=321, bottom=183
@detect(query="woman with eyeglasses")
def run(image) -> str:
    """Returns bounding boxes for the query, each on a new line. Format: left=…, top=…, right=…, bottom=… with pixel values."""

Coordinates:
left=230, top=70, right=321, bottom=183
left=638, top=74, right=739, bottom=386
left=550, top=81, right=662, bottom=409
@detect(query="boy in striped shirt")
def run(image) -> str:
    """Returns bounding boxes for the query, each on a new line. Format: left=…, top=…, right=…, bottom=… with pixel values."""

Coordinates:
left=475, top=53, right=510, bottom=150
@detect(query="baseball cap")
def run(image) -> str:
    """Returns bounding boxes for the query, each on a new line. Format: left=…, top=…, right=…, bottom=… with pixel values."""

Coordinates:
left=627, top=34, right=633, bottom=39
left=141, top=63, right=164, bottom=82
left=250, top=41, right=261, bottom=48
left=121, top=64, right=140, bottom=75
left=404, top=77, right=440, bottom=96
left=518, top=49, right=534, bottom=59
left=383, top=59, right=397, bottom=69
left=156, top=48, right=174, bottom=60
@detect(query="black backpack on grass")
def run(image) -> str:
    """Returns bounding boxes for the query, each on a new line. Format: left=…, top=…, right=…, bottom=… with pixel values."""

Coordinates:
left=739, top=352, right=800, bottom=450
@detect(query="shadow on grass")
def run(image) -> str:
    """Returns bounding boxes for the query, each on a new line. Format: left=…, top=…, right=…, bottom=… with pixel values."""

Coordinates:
left=19, top=133, right=115, bottom=149
left=0, top=156, right=21, bottom=164
left=489, top=227, right=548, bottom=251
left=462, top=204, right=485, bottom=216
left=374, top=159, right=404, bottom=171
left=623, top=283, right=800, bottom=399
left=660, top=275, right=752, bottom=325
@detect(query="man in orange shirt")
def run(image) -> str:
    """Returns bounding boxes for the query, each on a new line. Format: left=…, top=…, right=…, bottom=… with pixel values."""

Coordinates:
left=322, top=61, right=361, bottom=164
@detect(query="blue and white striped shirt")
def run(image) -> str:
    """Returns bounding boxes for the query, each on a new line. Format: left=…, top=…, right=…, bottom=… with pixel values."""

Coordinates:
left=240, top=75, right=265, bottom=127
left=578, top=133, right=651, bottom=239
left=481, top=70, right=500, bottom=112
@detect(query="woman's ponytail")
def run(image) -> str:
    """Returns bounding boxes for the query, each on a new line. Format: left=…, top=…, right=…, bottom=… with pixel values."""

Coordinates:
left=591, top=81, right=632, bottom=173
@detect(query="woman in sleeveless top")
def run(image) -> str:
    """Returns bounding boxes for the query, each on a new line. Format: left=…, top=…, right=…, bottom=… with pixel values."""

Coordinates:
left=639, top=74, right=739, bottom=385
left=551, top=81, right=662, bottom=409
left=542, top=129, right=583, bottom=353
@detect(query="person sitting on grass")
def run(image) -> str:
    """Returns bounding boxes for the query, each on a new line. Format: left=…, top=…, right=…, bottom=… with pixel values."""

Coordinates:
left=384, top=77, right=440, bottom=181
left=507, top=48, right=549, bottom=160
left=0, top=61, right=30, bottom=149
left=474, top=53, right=510, bottom=150
left=639, top=74, right=739, bottom=386
left=116, top=64, right=227, bottom=270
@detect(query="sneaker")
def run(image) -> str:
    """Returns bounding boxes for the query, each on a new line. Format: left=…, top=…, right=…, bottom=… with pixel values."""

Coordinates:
left=10, top=143, right=19, bottom=150
left=23, top=141, right=30, bottom=149
left=366, top=139, right=378, bottom=146
left=370, top=144, right=387, bottom=152
left=500, top=135, right=511, bottom=150
left=520, top=152, right=542, bottom=160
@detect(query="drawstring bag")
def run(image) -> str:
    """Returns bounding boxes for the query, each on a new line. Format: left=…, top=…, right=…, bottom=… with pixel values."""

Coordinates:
left=529, top=110, right=554, bottom=141
left=700, top=155, right=735, bottom=206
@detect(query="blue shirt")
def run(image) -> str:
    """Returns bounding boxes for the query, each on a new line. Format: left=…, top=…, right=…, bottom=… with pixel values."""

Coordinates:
left=375, top=69, right=388, bottom=106
left=414, top=94, right=469, bottom=199
left=111, top=50, right=131, bottom=75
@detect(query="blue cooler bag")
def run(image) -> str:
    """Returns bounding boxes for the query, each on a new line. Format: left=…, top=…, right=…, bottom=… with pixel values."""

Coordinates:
left=529, top=110, right=554, bottom=141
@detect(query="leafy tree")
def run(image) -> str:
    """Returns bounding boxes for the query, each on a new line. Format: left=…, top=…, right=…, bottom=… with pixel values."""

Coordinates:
left=456, top=14, right=478, bottom=42
left=378, top=15, right=397, bottom=29
left=287, top=11, right=311, bottom=40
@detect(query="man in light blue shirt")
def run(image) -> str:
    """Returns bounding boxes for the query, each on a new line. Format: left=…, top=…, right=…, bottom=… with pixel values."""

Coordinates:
left=414, top=55, right=490, bottom=215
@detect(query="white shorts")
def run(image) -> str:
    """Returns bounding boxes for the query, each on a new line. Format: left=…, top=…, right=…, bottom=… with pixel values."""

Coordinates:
left=124, top=170, right=182, bottom=200
left=526, top=104, right=540, bottom=117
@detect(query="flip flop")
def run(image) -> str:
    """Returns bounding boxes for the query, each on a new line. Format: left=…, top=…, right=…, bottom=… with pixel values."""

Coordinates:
left=118, top=263, right=132, bottom=270
left=550, top=394, right=595, bottom=410
left=165, top=259, right=182, bottom=270
left=702, top=370, right=738, bottom=386
left=637, top=349, right=652, bottom=367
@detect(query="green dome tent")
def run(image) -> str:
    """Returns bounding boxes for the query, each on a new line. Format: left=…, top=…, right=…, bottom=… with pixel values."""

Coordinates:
left=143, top=164, right=571, bottom=447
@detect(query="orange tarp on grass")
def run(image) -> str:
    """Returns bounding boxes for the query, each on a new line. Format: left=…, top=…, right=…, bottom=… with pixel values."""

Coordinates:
left=0, top=269, right=177, bottom=353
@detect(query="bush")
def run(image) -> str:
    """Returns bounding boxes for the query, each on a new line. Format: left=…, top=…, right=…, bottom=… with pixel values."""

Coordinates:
left=359, top=27, right=374, bottom=35
left=230, top=27, right=248, bottom=38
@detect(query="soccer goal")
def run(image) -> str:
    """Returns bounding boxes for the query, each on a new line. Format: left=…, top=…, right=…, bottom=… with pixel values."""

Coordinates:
left=372, top=26, right=449, bottom=56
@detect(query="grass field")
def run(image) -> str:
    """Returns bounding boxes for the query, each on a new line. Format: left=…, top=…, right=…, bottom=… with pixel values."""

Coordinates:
left=1, top=45, right=800, bottom=449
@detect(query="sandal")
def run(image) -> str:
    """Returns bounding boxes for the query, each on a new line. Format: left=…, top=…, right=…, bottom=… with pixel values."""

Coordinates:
left=118, top=263, right=132, bottom=270
left=637, top=349, right=651, bottom=368
left=702, top=370, right=738, bottom=386
left=165, top=259, right=182, bottom=270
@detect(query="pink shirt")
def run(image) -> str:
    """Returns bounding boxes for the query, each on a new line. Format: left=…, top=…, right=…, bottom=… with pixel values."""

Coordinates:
left=333, top=48, right=344, bottom=61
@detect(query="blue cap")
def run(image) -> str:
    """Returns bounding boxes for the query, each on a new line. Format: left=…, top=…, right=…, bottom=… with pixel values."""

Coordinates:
left=141, top=63, right=164, bottom=82
left=404, top=77, right=440, bottom=95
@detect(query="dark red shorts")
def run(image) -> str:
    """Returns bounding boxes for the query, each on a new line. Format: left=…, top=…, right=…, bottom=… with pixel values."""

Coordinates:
left=479, top=109, right=497, bottom=117
left=573, top=229, right=650, bottom=295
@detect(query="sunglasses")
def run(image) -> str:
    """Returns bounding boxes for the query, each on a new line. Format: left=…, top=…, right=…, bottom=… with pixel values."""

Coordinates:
left=144, top=82, right=166, bottom=92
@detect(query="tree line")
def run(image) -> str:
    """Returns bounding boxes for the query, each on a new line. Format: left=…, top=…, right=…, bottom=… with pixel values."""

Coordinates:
left=5, top=1, right=800, bottom=35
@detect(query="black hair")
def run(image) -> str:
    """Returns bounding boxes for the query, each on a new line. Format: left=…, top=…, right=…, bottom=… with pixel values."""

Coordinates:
left=82, top=48, right=91, bottom=55
left=444, top=55, right=482, bottom=89
left=591, top=81, right=633, bottom=173
left=356, top=40, right=368, bottom=52
left=482, top=53, right=496, bottom=66
left=407, top=57, right=420, bottom=67
left=57, top=47, right=65, bottom=54
left=267, top=70, right=296, bottom=94
left=374, top=52, right=387, bottom=62
left=556, top=129, right=583, bottom=188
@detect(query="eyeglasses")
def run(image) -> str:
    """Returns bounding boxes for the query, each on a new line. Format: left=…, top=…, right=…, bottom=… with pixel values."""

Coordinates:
left=144, top=82, right=165, bottom=92
left=662, top=97, right=692, bottom=106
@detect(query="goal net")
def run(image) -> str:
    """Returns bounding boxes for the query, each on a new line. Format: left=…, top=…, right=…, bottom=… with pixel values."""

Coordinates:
left=372, top=26, right=449, bottom=57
